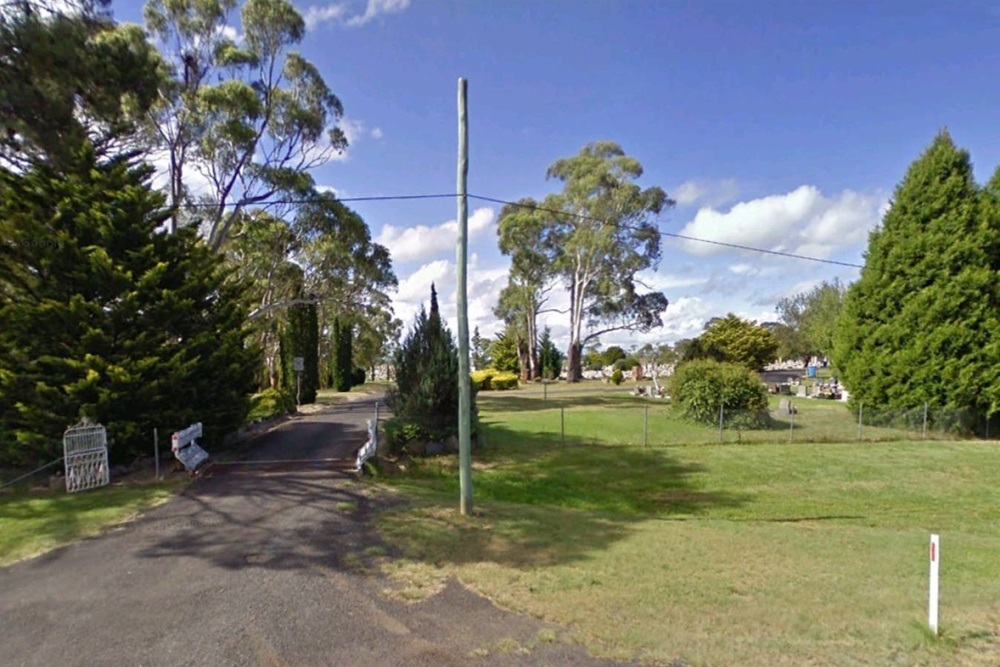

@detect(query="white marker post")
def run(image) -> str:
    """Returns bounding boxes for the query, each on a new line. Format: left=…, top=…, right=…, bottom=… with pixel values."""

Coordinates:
left=929, top=534, right=940, bottom=635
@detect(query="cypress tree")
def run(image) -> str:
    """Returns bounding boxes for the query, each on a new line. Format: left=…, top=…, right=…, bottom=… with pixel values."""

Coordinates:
left=331, top=317, right=353, bottom=392
left=388, top=284, right=462, bottom=434
left=833, top=131, right=1000, bottom=425
left=0, top=148, right=256, bottom=465
left=280, top=300, right=319, bottom=404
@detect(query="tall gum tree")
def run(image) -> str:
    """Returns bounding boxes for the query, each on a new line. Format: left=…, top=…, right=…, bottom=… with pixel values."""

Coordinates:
left=143, top=0, right=346, bottom=245
left=501, top=142, right=672, bottom=381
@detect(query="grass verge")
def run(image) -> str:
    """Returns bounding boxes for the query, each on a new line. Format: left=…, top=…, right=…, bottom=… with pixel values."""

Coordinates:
left=375, top=403, right=1000, bottom=666
left=0, top=479, right=184, bottom=566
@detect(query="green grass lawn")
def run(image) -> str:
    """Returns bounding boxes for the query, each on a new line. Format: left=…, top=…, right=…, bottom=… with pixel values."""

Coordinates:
left=477, top=379, right=956, bottom=445
left=0, top=480, right=183, bottom=566
left=376, top=384, right=1000, bottom=666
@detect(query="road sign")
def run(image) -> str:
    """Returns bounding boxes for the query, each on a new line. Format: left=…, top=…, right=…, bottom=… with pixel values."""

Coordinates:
left=293, top=357, right=304, bottom=372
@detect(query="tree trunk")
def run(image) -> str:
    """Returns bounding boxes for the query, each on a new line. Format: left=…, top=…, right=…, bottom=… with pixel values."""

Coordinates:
left=567, top=340, right=583, bottom=382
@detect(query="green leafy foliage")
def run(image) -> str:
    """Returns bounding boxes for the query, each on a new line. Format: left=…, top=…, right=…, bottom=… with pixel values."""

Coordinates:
left=248, top=387, right=296, bottom=422
left=0, top=149, right=256, bottom=466
left=387, top=285, right=464, bottom=435
left=383, top=417, right=430, bottom=456
left=143, top=0, right=347, bottom=243
left=687, top=314, right=778, bottom=370
left=330, top=317, right=353, bottom=392
left=610, top=369, right=624, bottom=385
left=834, top=132, right=1000, bottom=423
left=496, top=143, right=672, bottom=382
left=471, top=326, right=492, bottom=370
left=537, top=327, right=564, bottom=380
left=670, top=360, right=769, bottom=428
left=488, top=331, right=521, bottom=374
left=472, top=370, right=519, bottom=391
left=1, top=3, right=163, bottom=169
left=280, top=301, right=318, bottom=403
left=775, top=280, right=846, bottom=362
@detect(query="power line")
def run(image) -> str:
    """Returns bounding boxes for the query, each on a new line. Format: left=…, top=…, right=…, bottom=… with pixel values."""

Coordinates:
left=466, top=194, right=864, bottom=269
left=178, top=191, right=864, bottom=269
left=183, top=193, right=459, bottom=207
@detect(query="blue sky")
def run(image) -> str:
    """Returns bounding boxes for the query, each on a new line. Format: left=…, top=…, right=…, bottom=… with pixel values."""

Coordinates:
left=116, top=0, right=1000, bottom=350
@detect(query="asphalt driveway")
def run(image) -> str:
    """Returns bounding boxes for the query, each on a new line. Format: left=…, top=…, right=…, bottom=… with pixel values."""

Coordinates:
left=0, top=398, right=633, bottom=666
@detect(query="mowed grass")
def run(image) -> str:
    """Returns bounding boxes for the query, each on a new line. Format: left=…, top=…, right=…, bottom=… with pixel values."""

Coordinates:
left=377, top=384, right=1000, bottom=666
left=0, top=480, right=182, bottom=566
left=482, top=379, right=954, bottom=445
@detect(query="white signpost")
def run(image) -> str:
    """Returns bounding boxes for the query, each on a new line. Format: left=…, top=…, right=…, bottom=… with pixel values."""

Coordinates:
left=171, top=422, right=210, bottom=473
left=929, top=534, right=940, bottom=635
left=63, top=421, right=110, bottom=493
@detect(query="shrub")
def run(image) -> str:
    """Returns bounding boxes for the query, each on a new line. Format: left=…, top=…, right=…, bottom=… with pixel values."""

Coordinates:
left=490, top=371, right=519, bottom=390
left=387, top=284, right=465, bottom=435
left=471, top=369, right=495, bottom=391
left=351, top=366, right=366, bottom=387
left=471, top=368, right=519, bottom=391
left=247, top=388, right=296, bottom=422
left=384, top=417, right=429, bottom=456
left=610, top=369, right=624, bottom=385
left=670, top=359, right=770, bottom=428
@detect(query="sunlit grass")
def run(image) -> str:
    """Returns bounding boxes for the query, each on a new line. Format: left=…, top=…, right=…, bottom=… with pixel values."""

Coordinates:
left=0, top=480, right=183, bottom=566
left=377, top=386, right=1000, bottom=666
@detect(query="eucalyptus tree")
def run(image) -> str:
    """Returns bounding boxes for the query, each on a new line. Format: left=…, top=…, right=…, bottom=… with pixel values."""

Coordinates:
left=499, top=142, right=672, bottom=381
left=143, top=0, right=346, bottom=244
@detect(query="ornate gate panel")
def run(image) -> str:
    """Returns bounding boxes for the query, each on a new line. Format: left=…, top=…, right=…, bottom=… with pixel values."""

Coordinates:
left=63, top=422, right=110, bottom=493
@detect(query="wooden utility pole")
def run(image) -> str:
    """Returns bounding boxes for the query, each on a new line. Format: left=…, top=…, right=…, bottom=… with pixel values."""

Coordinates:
left=456, top=78, right=473, bottom=515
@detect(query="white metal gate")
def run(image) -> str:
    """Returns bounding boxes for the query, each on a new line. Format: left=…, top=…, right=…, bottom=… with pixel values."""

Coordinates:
left=63, top=421, right=110, bottom=493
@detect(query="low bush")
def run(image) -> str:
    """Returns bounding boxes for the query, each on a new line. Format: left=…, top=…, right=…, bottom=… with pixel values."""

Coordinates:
left=247, top=388, right=296, bottom=422
left=670, top=359, right=770, bottom=429
left=610, top=369, right=624, bottom=385
left=471, top=368, right=519, bottom=391
left=490, top=371, right=519, bottom=390
left=384, top=417, right=430, bottom=456
left=352, top=367, right=367, bottom=387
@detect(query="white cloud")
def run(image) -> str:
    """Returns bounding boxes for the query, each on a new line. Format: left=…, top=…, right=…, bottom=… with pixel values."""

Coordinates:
left=303, top=0, right=410, bottom=30
left=370, top=127, right=384, bottom=140
left=637, top=270, right=709, bottom=291
left=377, top=207, right=496, bottom=264
left=678, top=185, right=882, bottom=260
left=396, top=259, right=451, bottom=304
left=303, top=4, right=347, bottom=30
left=346, top=0, right=410, bottom=27
left=673, top=179, right=740, bottom=207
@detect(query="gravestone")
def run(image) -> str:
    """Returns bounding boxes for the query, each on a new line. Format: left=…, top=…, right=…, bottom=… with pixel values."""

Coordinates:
left=778, top=399, right=797, bottom=414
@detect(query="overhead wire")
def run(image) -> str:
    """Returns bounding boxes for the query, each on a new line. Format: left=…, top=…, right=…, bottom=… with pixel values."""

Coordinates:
left=180, top=191, right=864, bottom=269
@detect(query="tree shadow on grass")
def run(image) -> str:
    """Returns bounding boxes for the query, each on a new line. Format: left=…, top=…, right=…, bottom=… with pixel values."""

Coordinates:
left=379, top=423, right=747, bottom=571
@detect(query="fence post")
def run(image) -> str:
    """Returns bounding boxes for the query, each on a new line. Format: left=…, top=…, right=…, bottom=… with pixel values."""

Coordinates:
left=857, top=402, right=864, bottom=441
left=789, top=410, right=794, bottom=442
left=718, top=404, right=724, bottom=443
left=922, top=402, right=928, bottom=439
left=374, top=402, right=380, bottom=452
left=644, top=404, right=649, bottom=446
left=561, top=406, right=565, bottom=445
left=154, top=428, right=160, bottom=482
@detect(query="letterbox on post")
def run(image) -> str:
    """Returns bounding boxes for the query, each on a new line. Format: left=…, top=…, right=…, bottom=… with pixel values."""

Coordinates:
left=171, top=422, right=210, bottom=474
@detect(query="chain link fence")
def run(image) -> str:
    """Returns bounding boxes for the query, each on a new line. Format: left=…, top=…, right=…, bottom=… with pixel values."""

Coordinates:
left=501, top=398, right=1000, bottom=447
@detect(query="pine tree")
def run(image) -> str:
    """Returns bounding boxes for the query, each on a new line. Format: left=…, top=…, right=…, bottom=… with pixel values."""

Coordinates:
left=0, top=148, right=256, bottom=465
left=280, top=300, right=319, bottom=404
left=834, top=131, right=1000, bottom=425
left=330, top=317, right=353, bottom=392
left=388, top=284, right=462, bottom=434
left=538, top=327, right=564, bottom=380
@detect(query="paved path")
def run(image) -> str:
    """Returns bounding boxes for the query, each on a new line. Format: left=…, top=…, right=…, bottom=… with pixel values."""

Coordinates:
left=0, top=399, right=632, bottom=667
